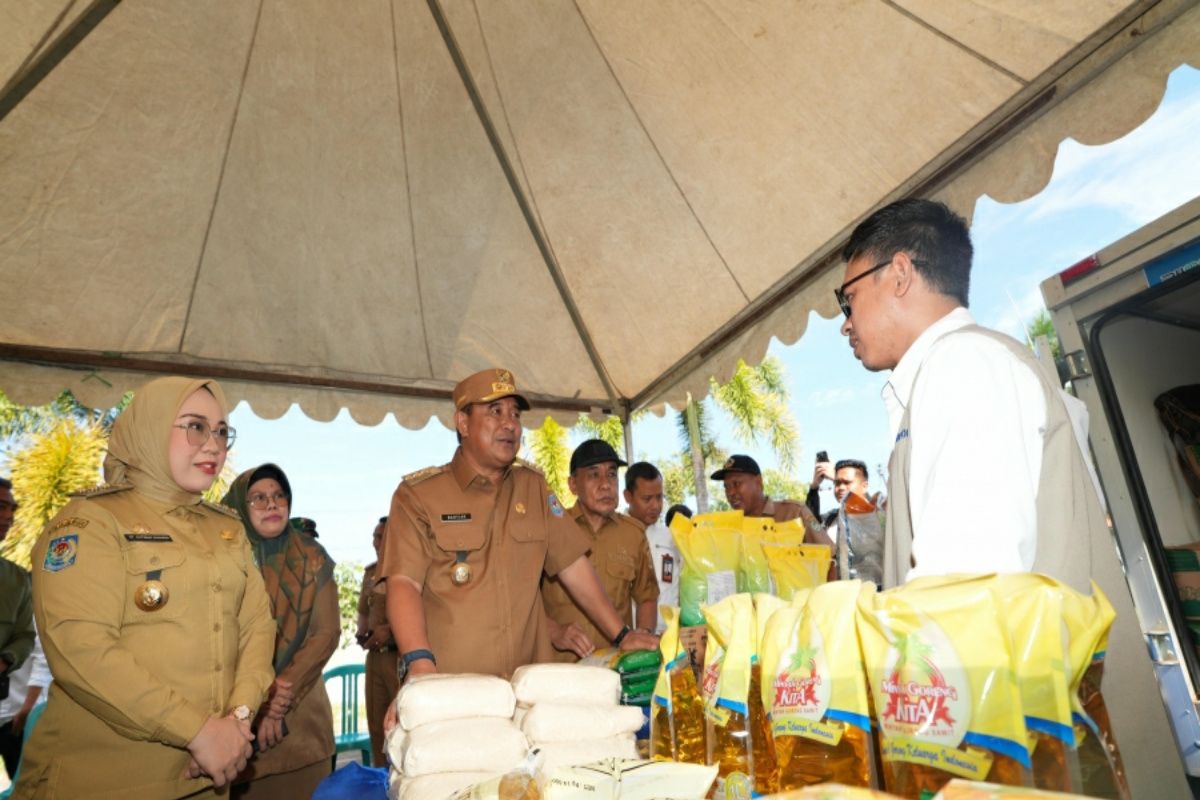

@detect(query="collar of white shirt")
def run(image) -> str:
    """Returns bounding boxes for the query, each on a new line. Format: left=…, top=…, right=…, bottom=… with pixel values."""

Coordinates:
left=882, top=306, right=975, bottom=437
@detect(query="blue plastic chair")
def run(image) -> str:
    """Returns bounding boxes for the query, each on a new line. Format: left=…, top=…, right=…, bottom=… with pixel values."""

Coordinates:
left=324, top=664, right=372, bottom=768
left=0, top=701, right=47, bottom=798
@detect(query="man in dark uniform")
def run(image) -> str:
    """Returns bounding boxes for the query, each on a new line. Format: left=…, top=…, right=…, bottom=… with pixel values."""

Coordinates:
left=379, top=369, right=658, bottom=711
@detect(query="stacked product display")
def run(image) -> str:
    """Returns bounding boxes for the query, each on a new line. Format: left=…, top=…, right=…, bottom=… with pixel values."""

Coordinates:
left=386, top=674, right=526, bottom=800
left=511, top=664, right=641, bottom=770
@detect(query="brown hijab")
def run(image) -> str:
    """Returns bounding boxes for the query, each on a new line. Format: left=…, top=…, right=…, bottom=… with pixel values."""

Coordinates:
left=104, top=376, right=230, bottom=507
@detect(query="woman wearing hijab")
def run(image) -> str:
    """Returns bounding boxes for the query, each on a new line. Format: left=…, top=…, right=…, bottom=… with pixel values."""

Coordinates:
left=223, top=464, right=338, bottom=798
left=16, top=377, right=276, bottom=799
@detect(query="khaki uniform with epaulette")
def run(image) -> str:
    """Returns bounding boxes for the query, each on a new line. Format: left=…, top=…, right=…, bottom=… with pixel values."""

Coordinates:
left=15, top=484, right=276, bottom=800
left=378, top=452, right=590, bottom=678
left=542, top=505, right=658, bottom=659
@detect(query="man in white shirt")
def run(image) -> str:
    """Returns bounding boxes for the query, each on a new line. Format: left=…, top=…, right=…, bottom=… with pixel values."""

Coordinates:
left=836, top=198, right=1089, bottom=587
left=0, top=626, right=49, bottom=777
left=623, top=462, right=677, bottom=633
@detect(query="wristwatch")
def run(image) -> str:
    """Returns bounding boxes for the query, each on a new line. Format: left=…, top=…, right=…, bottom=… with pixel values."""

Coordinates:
left=233, top=705, right=252, bottom=723
left=397, top=649, right=436, bottom=681
left=611, top=624, right=632, bottom=647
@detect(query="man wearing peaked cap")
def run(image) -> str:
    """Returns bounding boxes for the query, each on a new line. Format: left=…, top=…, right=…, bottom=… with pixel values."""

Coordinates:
left=712, top=454, right=831, bottom=547
left=377, top=369, right=658, bottom=714
left=542, top=440, right=659, bottom=660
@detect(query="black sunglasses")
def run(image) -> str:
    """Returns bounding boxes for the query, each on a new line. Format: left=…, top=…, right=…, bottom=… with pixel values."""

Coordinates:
left=835, top=258, right=893, bottom=317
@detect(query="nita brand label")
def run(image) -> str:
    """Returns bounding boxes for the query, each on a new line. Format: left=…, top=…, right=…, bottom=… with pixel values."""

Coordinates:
left=771, top=618, right=841, bottom=744
left=875, top=612, right=986, bottom=778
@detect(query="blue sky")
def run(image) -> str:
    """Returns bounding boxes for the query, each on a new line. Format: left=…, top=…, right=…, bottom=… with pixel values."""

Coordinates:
left=216, top=65, right=1200, bottom=567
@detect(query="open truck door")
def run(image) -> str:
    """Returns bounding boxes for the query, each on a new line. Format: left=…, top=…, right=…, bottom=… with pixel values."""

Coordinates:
left=1041, top=196, right=1200, bottom=798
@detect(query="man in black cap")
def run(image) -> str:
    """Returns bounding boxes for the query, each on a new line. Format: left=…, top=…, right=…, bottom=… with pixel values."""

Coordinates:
left=542, top=439, right=659, bottom=659
left=711, top=455, right=830, bottom=544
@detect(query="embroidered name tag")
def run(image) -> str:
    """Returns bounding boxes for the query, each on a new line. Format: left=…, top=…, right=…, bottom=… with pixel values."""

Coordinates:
left=441, top=513, right=472, bottom=523
left=124, top=533, right=174, bottom=542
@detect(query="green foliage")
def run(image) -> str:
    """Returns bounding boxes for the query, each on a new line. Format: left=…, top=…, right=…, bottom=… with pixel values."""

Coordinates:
left=1, top=419, right=107, bottom=568
left=526, top=416, right=575, bottom=506
left=708, top=357, right=799, bottom=472
left=334, top=561, right=365, bottom=648
left=0, top=389, right=130, bottom=439
left=575, top=414, right=625, bottom=452
left=1028, top=310, right=1062, bottom=360
left=763, top=468, right=806, bottom=503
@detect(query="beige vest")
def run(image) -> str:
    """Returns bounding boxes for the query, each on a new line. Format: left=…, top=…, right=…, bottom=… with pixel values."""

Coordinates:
left=883, top=325, right=1099, bottom=592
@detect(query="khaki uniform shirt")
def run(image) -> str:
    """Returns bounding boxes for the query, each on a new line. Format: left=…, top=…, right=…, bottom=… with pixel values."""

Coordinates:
left=16, top=487, right=276, bottom=800
left=358, top=563, right=392, bottom=644
left=542, top=505, right=659, bottom=658
left=378, top=450, right=590, bottom=678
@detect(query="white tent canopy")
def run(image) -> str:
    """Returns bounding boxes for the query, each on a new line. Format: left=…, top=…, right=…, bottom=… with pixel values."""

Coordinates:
left=1, top=0, right=1197, bottom=428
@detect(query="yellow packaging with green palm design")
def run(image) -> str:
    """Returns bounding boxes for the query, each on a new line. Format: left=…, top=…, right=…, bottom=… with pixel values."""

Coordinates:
left=989, top=575, right=1082, bottom=794
left=856, top=575, right=1032, bottom=798
left=704, top=593, right=764, bottom=798
left=762, top=581, right=877, bottom=790
left=1060, top=583, right=1129, bottom=799
left=651, top=606, right=708, bottom=764
left=673, top=512, right=742, bottom=627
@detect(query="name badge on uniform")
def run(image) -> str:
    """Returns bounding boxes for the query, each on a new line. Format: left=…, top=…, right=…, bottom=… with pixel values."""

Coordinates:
left=124, top=533, right=173, bottom=542
left=441, top=513, right=472, bottom=523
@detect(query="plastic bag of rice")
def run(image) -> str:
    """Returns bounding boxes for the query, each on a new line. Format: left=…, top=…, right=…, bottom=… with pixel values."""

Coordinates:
left=535, top=735, right=639, bottom=770
left=521, top=703, right=645, bottom=743
left=397, top=772, right=498, bottom=800
left=510, top=664, right=620, bottom=707
left=402, top=717, right=528, bottom=777
left=397, top=673, right=516, bottom=731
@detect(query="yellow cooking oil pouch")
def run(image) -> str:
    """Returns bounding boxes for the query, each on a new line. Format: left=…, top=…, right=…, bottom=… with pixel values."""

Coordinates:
left=674, top=512, right=742, bottom=627
left=651, top=606, right=707, bottom=764
left=752, top=594, right=787, bottom=795
left=763, top=542, right=832, bottom=600
left=704, top=593, right=767, bottom=797
left=740, top=518, right=775, bottom=594
left=989, top=575, right=1081, bottom=794
left=1061, top=583, right=1129, bottom=800
left=762, top=581, right=877, bottom=790
left=857, top=575, right=1032, bottom=799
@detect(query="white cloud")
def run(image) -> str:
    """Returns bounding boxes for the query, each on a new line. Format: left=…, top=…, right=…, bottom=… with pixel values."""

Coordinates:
left=986, top=283, right=1047, bottom=340
left=805, top=387, right=858, bottom=408
left=1021, top=71, right=1200, bottom=225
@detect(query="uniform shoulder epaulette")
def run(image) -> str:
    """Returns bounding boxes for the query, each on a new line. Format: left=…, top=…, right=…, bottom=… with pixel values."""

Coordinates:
left=70, top=482, right=132, bottom=499
left=201, top=500, right=242, bottom=519
left=513, top=457, right=543, bottom=475
left=403, top=465, right=446, bottom=486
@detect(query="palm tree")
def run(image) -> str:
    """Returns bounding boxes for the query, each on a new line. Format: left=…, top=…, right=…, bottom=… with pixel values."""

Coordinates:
left=679, top=356, right=801, bottom=513
left=1027, top=310, right=1062, bottom=359
left=526, top=416, right=575, bottom=506
left=1, top=418, right=107, bottom=568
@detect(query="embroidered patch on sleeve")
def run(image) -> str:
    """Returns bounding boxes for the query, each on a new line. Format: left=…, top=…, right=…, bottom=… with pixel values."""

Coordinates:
left=548, top=493, right=564, bottom=518
left=44, top=534, right=79, bottom=572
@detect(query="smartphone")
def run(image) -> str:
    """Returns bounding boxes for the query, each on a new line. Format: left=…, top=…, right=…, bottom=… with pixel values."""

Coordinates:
left=816, top=450, right=829, bottom=463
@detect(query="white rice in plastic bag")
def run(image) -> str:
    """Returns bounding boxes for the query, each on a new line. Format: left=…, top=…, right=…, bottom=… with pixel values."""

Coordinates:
left=534, top=735, right=639, bottom=770
left=402, top=717, right=529, bottom=777
left=510, top=664, right=620, bottom=707
left=521, top=702, right=645, bottom=743
left=544, top=759, right=718, bottom=800
left=397, top=673, right=516, bottom=731
left=385, top=724, right=408, bottom=773
left=397, top=771, right=497, bottom=800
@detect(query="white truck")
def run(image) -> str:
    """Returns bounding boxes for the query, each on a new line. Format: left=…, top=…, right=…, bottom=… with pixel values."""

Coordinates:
left=1041, top=195, right=1200, bottom=798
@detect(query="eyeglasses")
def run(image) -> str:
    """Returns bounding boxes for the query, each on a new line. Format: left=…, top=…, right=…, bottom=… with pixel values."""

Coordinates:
left=247, top=491, right=289, bottom=510
left=835, top=257, right=893, bottom=318
left=173, top=420, right=237, bottom=450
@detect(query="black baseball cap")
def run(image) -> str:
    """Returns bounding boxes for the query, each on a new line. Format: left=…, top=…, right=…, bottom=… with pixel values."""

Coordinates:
left=710, top=454, right=761, bottom=480
left=570, top=439, right=628, bottom=473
